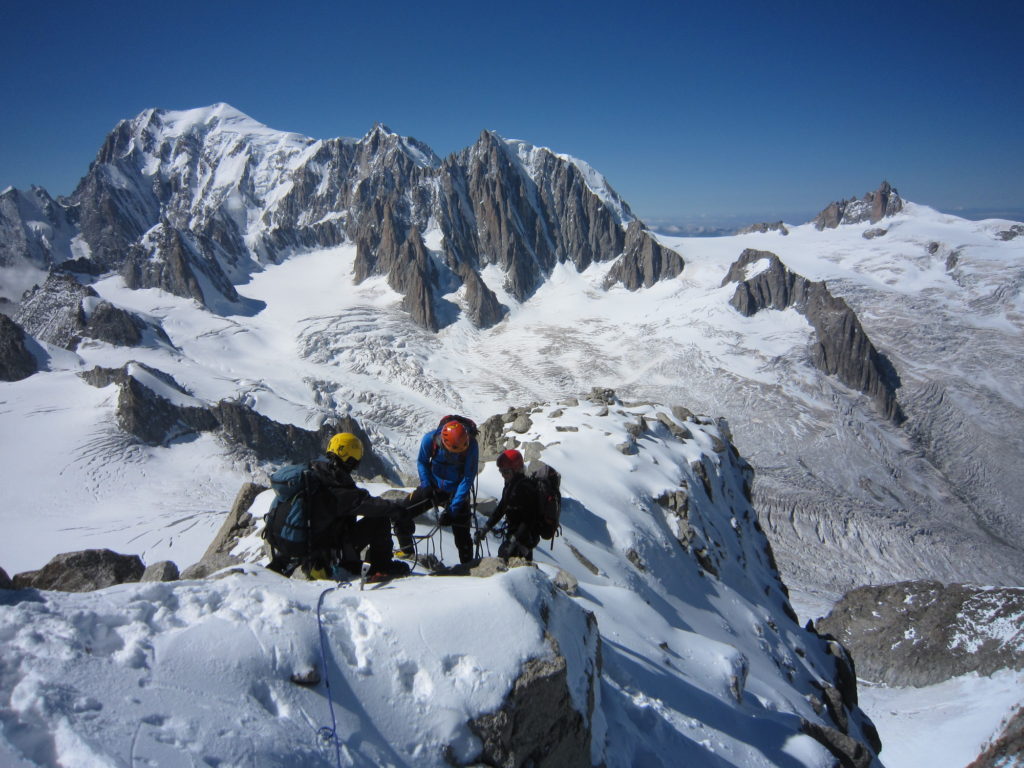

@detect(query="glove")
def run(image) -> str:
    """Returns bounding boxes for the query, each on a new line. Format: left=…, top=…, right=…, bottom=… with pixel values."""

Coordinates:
left=473, top=528, right=488, bottom=545
left=438, top=509, right=454, bottom=527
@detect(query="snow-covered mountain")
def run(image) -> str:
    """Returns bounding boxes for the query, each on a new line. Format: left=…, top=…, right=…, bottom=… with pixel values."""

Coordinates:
left=2, top=104, right=1023, bottom=600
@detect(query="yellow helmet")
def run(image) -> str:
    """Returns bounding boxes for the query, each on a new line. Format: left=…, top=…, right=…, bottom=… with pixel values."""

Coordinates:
left=327, top=433, right=364, bottom=465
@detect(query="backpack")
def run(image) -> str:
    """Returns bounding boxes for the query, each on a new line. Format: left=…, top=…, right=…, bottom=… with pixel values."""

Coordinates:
left=430, top=414, right=479, bottom=455
left=262, top=462, right=316, bottom=558
left=528, top=462, right=562, bottom=541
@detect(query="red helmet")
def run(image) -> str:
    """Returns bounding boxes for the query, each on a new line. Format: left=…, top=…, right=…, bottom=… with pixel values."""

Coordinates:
left=440, top=420, right=470, bottom=453
left=496, top=449, right=524, bottom=474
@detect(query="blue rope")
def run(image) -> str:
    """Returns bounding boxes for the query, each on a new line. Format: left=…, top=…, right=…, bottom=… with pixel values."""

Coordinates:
left=316, top=582, right=349, bottom=768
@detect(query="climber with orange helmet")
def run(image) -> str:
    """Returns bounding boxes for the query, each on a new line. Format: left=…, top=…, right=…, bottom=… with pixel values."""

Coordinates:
left=395, top=416, right=479, bottom=564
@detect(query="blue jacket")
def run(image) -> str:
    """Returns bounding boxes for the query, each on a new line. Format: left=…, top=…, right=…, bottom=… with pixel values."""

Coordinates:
left=416, top=429, right=479, bottom=514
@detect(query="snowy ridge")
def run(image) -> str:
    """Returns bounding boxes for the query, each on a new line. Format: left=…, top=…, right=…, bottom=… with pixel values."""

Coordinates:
left=0, top=397, right=880, bottom=767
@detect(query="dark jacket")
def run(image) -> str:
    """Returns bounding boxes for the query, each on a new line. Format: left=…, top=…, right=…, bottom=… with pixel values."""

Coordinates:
left=307, top=455, right=400, bottom=544
left=485, top=473, right=540, bottom=539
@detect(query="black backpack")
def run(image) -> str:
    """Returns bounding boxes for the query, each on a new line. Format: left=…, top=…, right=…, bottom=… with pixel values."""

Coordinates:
left=262, top=462, right=316, bottom=558
left=529, top=462, right=562, bottom=541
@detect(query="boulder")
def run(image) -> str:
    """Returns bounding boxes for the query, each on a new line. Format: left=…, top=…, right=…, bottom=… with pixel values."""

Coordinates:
left=180, top=553, right=240, bottom=580
left=12, top=549, right=144, bottom=592
left=141, top=560, right=180, bottom=582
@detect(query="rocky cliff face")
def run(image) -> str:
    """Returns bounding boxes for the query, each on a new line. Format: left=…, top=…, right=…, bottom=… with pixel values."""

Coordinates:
left=0, top=185, right=78, bottom=270
left=0, top=314, right=38, bottom=381
left=816, top=580, right=1024, bottom=687
left=722, top=249, right=904, bottom=422
left=1, top=106, right=683, bottom=331
left=813, top=181, right=904, bottom=230
left=15, top=271, right=172, bottom=350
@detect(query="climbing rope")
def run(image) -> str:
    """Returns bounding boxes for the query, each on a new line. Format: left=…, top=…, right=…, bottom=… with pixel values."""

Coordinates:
left=316, top=581, right=351, bottom=768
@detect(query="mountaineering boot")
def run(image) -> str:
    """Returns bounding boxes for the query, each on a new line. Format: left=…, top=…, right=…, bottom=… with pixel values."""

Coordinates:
left=365, top=559, right=412, bottom=584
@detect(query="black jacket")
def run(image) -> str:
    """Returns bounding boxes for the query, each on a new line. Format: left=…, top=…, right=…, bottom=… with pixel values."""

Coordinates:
left=307, top=455, right=401, bottom=543
left=485, top=473, right=539, bottom=534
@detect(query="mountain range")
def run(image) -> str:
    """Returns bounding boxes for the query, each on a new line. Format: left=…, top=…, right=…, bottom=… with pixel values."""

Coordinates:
left=2, top=103, right=1022, bottom=602
left=1, top=102, right=1023, bottom=767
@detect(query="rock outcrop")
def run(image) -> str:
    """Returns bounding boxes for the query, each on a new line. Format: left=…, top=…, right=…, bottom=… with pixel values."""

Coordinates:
left=15, top=272, right=172, bottom=350
left=80, top=361, right=394, bottom=476
left=967, top=706, right=1024, bottom=768
left=723, top=249, right=904, bottom=423
left=603, top=220, right=685, bottom=290
left=816, top=580, right=1024, bottom=686
left=12, top=549, right=144, bottom=592
left=737, top=221, right=789, bottom=235
left=468, top=614, right=600, bottom=768
left=0, top=314, right=38, bottom=381
left=813, top=181, right=903, bottom=230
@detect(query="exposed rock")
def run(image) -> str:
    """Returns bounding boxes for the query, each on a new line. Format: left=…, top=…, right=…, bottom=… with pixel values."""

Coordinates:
left=816, top=580, right=1024, bottom=686
left=736, top=221, right=789, bottom=236
left=0, top=314, right=38, bottom=381
left=81, top=362, right=392, bottom=477
left=862, top=228, right=887, bottom=240
left=995, top=224, right=1024, bottom=241
left=813, top=181, right=903, bottom=230
left=587, top=387, right=618, bottom=405
left=203, top=482, right=268, bottom=561
left=0, top=185, right=78, bottom=270
left=0, top=566, right=12, bottom=589
left=12, top=549, right=144, bottom=592
left=15, top=271, right=170, bottom=350
left=800, top=719, right=874, bottom=768
left=722, top=249, right=904, bottom=423
left=141, top=561, right=180, bottom=582
left=510, top=414, right=532, bottom=434
left=967, top=705, right=1024, bottom=768
left=553, top=569, right=578, bottom=596
left=467, top=632, right=597, bottom=768
left=604, top=220, right=685, bottom=290
left=14, top=271, right=91, bottom=349
left=460, top=263, right=507, bottom=328
left=180, top=553, right=240, bottom=580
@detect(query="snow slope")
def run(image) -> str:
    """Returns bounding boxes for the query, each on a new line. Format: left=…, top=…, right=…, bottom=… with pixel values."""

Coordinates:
left=1, top=401, right=872, bottom=767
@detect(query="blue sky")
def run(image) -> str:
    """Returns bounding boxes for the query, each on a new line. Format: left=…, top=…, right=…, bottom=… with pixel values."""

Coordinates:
left=2, top=0, right=1022, bottom=224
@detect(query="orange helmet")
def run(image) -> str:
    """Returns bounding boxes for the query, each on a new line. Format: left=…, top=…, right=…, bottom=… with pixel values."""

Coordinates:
left=440, top=420, right=470, bottom=453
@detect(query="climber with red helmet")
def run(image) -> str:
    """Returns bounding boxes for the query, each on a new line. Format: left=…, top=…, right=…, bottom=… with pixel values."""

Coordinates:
left=395, top=416, right=480, bottom=564
left=474, top=449, right=542, bottom=561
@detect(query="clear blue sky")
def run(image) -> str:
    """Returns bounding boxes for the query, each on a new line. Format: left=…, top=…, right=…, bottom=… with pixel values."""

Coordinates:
left=2, top=0, right=1022, bottom=224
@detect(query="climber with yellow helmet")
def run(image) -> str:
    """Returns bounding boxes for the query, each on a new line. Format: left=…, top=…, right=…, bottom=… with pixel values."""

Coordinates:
left=266, top=431, right=410, bottom=582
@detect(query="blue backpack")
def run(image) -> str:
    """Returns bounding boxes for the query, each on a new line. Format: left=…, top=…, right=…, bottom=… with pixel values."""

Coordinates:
left=263, top=463, right=316, bottom=558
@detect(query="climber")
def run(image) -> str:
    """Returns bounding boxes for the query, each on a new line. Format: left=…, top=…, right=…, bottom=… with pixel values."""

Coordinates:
left=266, top=432, right=410, bottom=583
left=474, top=449, right=542, bottom=561
left=395, top=416, right=479, bottom=564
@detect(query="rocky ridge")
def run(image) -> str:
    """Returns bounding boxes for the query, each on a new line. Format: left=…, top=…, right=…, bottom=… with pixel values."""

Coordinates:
left=813, top=181, right=904, bottom=230
left=721, top=248, right=904, bottom=423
